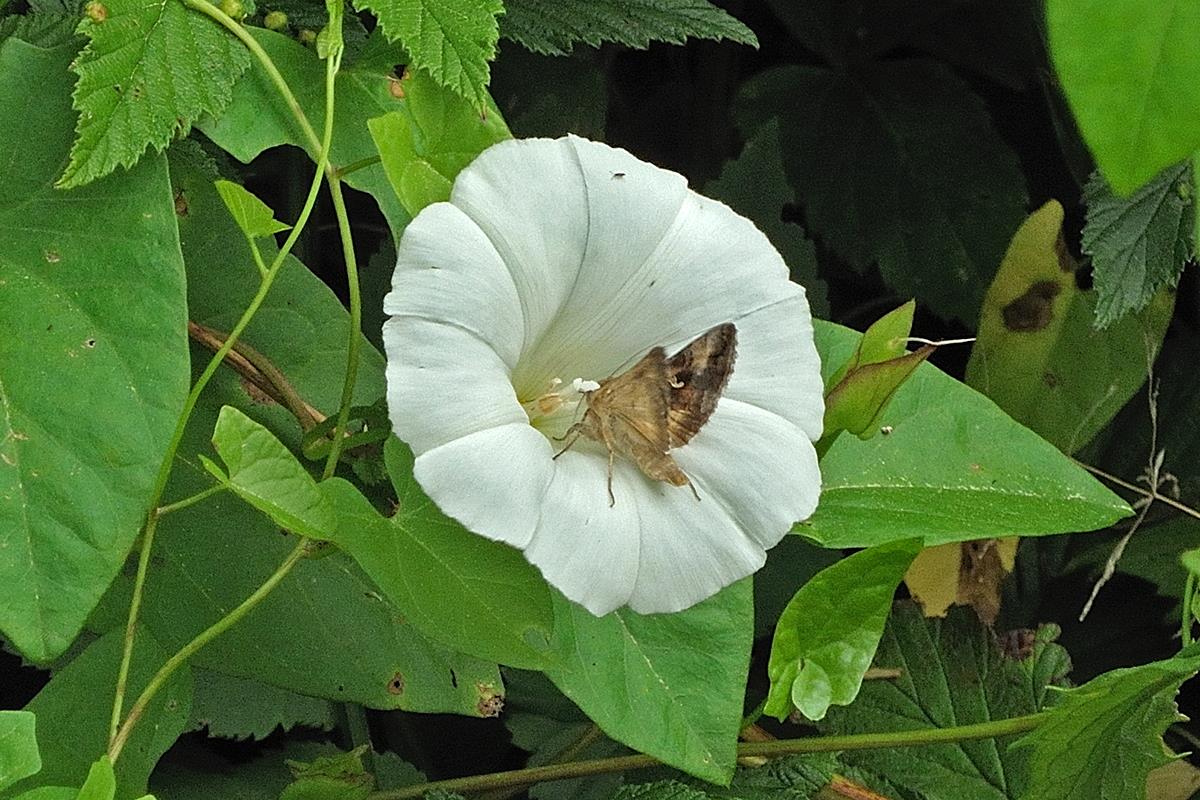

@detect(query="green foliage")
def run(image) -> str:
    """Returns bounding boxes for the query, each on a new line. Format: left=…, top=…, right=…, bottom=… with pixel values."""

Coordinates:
left=61, top=0, right=250, bottom=187
left=197, top=28, right=413, bottom=241
left=820, top=607, right=1071, bottom=800
left=186, top=669, right=335, bottom=740
left=1046, top=0, right=1200, bottom=195
left=204, top=405, right=337, bottom=539
left=1083, top=163, right=1194, bottom=328
left=499, top=0, right=757, bottom=56
left=764, top=540, right=920, bottom=722
left=351, top=0, right=500, bottom=108
left=1015, top=644, right=1200, bottom=800
left=704, top=119, right=826, bottom=316
left=318, top=439, right=556, bottom=670
left=967, top=200, right=1175, bottom=454
left=368, top=68, right=511, bottom=216
left=8, top=631, right=192, bottom=799
left=214, top=180, right=292, bottom=238
left=737, top=61, right=1027, bottom=324
left=805, top=321, right=1131, bottom=547
left=0, top=38, right=189, bottom=664
left=543, top=582, right=752, bottom=784
left=0, top=712, right=40, bottom=793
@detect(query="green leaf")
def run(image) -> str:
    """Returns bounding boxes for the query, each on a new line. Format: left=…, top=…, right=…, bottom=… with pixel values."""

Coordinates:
left=704, top=119, right=826, bottom=316
left=75, top=757, right=115, bottom=800
left=97, top=143, right=505, bottom=717
left=10, top=788, right=78, bottom=800
left=610, top=783, right=707, bottom=800
left=198, top=28, right=412, bottom=241
left=0, top=39, right=189, bottom=663
left=820, top=607, right=1071, bottom=800
left=367, top=68, right=510, bottom=216
left=0, top=711, right=40, bottom=792
left=499, top=0, right=757, bottom=56
left=1046, top=0, right=1200, bottom=195
left=60, top=0, right=250, bottom=187
left=214, top=179, right=291, bottom=238
left=317, top=437, right=555, bottom=670
left=503, top=670, right=626, bottom=800
left=823, top=301, right=933, bottom=440
left=967, top=200, right=1174, bottom=453
left=206, top=405, right=337, bottom=539
left=1015, top=644, right=1200, bottom=800
left=279, top=747, right=373, bottom=800
left=544, top=581, right=752, bottom=784
left=737, top=61, right=1027, bottom=324
left=351, top=0, right=501, bottom=108
left=802, top=321, right=1132, bottom=548
left=1083, top=164, right=1193, bottom=328
left=765, top=540, right=920, bottom=722
left=8, top=631, right=192, bottom=800
left=186, top=669, right=335, bottom=740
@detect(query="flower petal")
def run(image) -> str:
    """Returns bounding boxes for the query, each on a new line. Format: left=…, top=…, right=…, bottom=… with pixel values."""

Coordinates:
left=674, top=399, right=821, bottom=548
left=627, top=477, right=765, bottom=615
left=523, top=450, right=643, bottom=616
left=449, top=138, right=590, bottom=390
left=414, top=422, right=554, bottom=550
left=385, top=202, right=524, bottom=369
left=723, top=294, right=825, bottom=441
left=383, top=316, right=525, bottom=453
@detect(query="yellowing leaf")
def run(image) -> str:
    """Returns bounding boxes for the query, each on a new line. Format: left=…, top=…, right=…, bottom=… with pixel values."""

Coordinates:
left=905, top=538, right=1018, bottom=624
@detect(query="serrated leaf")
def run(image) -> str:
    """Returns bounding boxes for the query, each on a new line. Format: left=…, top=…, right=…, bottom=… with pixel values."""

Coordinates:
left=316, top=438, right=555, bottom=670
left=0, top=711, right=40, bottom=792
left=198, top=28, right=411, bottom=242
left=61, top=0, right=250, bottom=187
left=1015, top=644, right=1200, bottom=800
left=820, top=607, right=1071, bottom=800
left=1046, top=0, right=1200, bottom=194
left=186, top=669, right=335, bottom=740
left=967, top=200, right=1175, bottom=453
left=544, top=581, right=752, bottom=785
left=803, top=321, right=1132, bottom=548
left=1083, top=164, right=1193, bottom=329
left=279, top=747, right=373, bottom=800
left=7, top=631, right=192, bottom=800
left=765, top=540, right=920, bottom=722
left=351, top=0, right=501, bottom=108
left=611, top=782, right=708, bottom=800
left=214, top=179, right=291, bottom=238
left=368, top=68, right=510, bottom=216
left=704, top=118, right=826, bottom=316
left=0, top=39, right=189, bottom=663
left=499, top=0, right=756, bottom=56
left=737, top=61, right=1027, bottom=324
left=207, top=405, right=337, bottom=540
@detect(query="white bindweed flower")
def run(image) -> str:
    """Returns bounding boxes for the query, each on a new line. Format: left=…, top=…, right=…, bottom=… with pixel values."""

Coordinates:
left=383, top=135, right=823, bottom=616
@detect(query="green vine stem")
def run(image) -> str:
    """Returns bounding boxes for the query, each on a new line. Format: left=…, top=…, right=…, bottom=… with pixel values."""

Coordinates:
left=108, top=538, right=310, bottom=762
left=156, top=484, right=227, bottom=516
left=368, top=714, right=1045, bottom=800
left=321, top=176, right=363, bottom=480
left=179, top=0, right=322, bottom=155
left=107, top=0, right=340, bottom=751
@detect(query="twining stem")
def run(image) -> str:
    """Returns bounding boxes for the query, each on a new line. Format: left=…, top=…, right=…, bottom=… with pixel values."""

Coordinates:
left=108, top=2, right=340, bottom=750
left=368, top=714, right=1045, bottom=800
left=179, top=0, right=322, bottom=155
left=108, top=539, right=310, bottom=761
left=156, top=483, right=227, bottom=516
left=321, top=177, right=362, bottom=480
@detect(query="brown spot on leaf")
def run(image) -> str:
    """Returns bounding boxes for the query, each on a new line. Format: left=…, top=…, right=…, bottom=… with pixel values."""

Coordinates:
left=44, top=249, right=61, bottom=263
left=476, top=683, right=503, bottom=717
left=85, top=1, right=108, bottom=21
left=998, top=628, right=1038, bottom=660
left=1002, top=280, right=1060, bottom=331
left=387, top=672, right=404, bottom=695
left=1042, top=371, right=1059, bottom=388
left=174, top=189, right=189, bottom=217
left=84, top=338, right=96, bottom=348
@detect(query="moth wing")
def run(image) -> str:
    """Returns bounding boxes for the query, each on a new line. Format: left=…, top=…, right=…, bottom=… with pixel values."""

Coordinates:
left=593, top=347, right=672, bottom=453
left=665, top=322, right=737, bottom=447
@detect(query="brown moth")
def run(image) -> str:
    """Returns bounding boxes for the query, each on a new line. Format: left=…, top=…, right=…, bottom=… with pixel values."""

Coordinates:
left=554, top=323, right=737, bottom=506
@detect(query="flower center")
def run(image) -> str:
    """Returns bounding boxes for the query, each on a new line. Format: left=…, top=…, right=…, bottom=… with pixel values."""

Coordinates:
left=520, top=377, right=597, bottom=441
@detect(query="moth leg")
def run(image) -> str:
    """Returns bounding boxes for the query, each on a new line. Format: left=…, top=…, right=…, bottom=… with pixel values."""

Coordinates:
left=552, top=423, right=584, bottom=460
left=686, top=479, right=700, bottom=502
left=606, top=446, right=616, bottom=507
